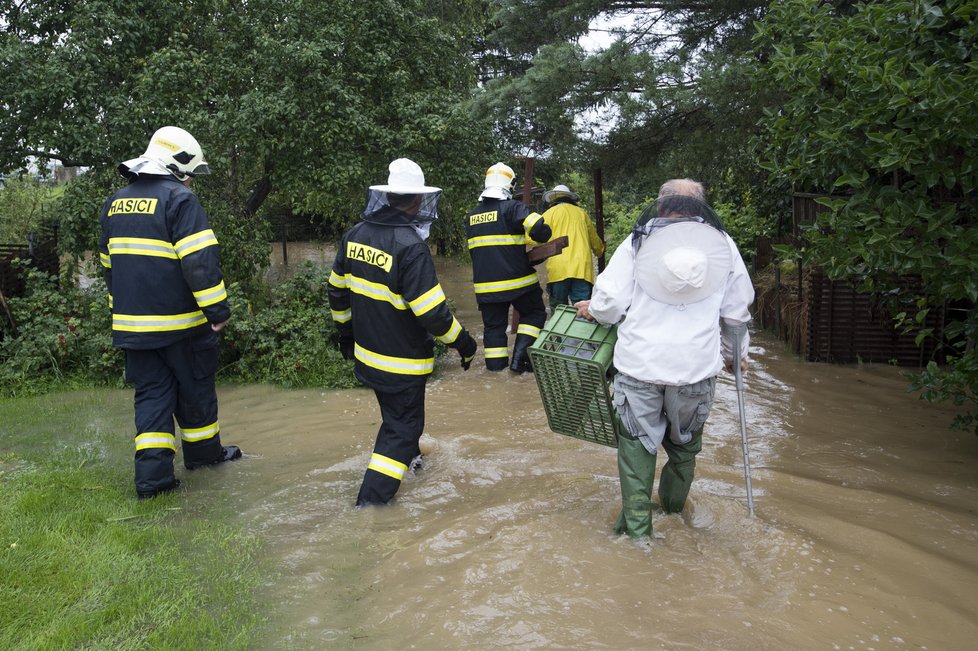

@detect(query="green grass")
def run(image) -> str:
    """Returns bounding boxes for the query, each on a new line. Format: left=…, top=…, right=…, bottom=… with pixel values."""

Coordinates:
left=0, top=390, right=265, bottom=650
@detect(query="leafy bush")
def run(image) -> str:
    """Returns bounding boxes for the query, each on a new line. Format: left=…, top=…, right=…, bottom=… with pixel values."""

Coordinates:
left=220, top=262, right=359, bottom=389
left=0, top=262, right=122, bottom=395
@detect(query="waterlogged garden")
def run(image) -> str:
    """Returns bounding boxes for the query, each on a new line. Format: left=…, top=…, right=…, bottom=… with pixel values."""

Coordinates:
left=3, top=1, right=978, bottom=649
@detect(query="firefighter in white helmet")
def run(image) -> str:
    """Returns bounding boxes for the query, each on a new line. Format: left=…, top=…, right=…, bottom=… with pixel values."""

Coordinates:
left=98, top=126, right=242, bottom=499
left=329, top=158, right=478, bottom=506
left=464, top=162, right=552, bottom=373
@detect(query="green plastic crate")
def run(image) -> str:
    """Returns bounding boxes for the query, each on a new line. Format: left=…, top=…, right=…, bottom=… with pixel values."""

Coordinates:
left=529, top=304, right=620, bottom=448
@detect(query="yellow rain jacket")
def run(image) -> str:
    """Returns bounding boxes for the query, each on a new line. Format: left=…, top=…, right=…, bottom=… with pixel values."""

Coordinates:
left=542, top=201, right=605, bottom=284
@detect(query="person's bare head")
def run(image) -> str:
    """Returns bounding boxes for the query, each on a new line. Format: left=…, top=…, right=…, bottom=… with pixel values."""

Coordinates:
left=657, top=178, right=706, bottom=219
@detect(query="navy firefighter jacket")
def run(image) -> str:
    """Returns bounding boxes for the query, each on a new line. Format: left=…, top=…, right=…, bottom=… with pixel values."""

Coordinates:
left=464, top=198, right=551, bottom=304
left=328, top=206, right=471, bottom=392
left=98, top=175, right=230, bottom=350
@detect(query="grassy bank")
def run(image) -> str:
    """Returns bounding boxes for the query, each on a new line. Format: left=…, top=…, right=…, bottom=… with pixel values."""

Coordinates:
left=0, top=390, right=264, bottom=650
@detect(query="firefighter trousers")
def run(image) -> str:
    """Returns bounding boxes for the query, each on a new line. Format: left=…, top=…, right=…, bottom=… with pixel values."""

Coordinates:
left=125, top=330, right=224, bottom=495
left=478, top=288, right=546, bottom=371
left=356, top=381, right=427, bottom=506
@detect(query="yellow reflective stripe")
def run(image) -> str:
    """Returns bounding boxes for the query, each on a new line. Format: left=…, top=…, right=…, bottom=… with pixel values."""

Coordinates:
left=436, top=317, right=462, bottom=344
left=467, top=234, right=527, bottom=249
left=354, top=342, right=434, bottom=375
left=409, top=284, right=446, bottom=317
left=522, top=211, right=543, bottom=235
left=180, top=421, right=220, bottom=442
left=193, top=280, right=226, bottom=307
left=107, top=237, right=178, bottom=259
left=485, top=347, right=509, bottom=359
left=113, top=311, right=207, bottom=332
left=517, top=323, right=541, bottom=337
left=174, top=229, right=218, bottom=257
left=135, top=432, right=176, bottom=451
left=100, top=252, right=111, bottom=268
left=328, top=270, right=349, bottom=288
left=367, top=452, right=407, bottom=480
left=348, top=275, right=407, bottom=310
left=473, top=273, right=539, bottom=294
left=331, top=308, right=352, bottom=323
left=108, top=294, right=114, bottom=309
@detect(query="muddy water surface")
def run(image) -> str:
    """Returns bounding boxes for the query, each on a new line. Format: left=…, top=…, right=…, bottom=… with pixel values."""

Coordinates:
left=208, top=250, right=978, bottom=650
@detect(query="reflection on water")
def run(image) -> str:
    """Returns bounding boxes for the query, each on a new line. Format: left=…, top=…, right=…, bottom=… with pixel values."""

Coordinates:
left=173, top=245, right=978, bottom=649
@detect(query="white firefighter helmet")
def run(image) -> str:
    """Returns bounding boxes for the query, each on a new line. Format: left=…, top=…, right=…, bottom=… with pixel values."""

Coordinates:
left=480, top=162, right=515, bottom=200
left=141, top=126, right=211, bottom=180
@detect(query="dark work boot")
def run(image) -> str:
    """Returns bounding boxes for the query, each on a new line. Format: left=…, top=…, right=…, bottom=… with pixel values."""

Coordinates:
left=185, top=445, right=243, bottom=470
left=137, top=478, right=182, bottom=500
left=509, top=335, right=534, bottom=374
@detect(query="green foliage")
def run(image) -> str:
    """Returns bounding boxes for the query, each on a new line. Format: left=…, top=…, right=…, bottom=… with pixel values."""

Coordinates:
left=754, top=0, right=978, bottom=431
left=0, top=176, right=61, bottom=243
left=0, top=263, right=122, bottom=396
left=220, top=263, right=359, bottom=389
left=1, top=0, right=494, bottom=281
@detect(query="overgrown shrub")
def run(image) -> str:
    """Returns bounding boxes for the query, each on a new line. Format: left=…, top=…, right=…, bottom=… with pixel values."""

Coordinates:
left=220, top=262, right=359, bottom=389
left=0, top=262, right=122, bottom=395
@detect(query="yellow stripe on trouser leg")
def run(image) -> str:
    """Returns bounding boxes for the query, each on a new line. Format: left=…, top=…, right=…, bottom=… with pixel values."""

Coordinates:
left=367, top=453, right=407, bottom=480
left=180, top=421, right=220, bottom=442
left=484, top=347, right=509, bottom=359
left=135, top=432, right=177, bottom=452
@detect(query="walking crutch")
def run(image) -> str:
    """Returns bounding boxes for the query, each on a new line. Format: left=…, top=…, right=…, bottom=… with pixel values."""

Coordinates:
left=723, top=319, right=755, bottom=516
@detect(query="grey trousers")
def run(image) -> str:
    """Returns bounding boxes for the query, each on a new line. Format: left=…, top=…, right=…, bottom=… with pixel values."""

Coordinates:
left=612, top=372, right=716, bottom=454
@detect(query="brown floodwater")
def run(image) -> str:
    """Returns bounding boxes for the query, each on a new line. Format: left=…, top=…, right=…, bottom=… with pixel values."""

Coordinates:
left=199, top=245, right=978, bottom=649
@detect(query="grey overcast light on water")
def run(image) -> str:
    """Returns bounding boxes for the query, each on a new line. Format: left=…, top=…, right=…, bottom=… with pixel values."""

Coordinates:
left=190, top=246, right=978, bottom=650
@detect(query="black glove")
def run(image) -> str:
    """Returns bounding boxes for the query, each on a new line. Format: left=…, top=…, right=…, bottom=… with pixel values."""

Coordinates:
left=339, top=335, right=355, bottom=361
left=457, top=331, right=477, bottom=371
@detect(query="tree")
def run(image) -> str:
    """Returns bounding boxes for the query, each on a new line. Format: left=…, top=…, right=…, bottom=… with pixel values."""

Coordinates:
left=474, top=0, right=771, bottom=201
left=1, top=0, right=494, bottom=284
left=754, top=0, right=978, bottom=432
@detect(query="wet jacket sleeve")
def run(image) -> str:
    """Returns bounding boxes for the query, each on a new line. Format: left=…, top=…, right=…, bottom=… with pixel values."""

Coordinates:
left=589, top=238, right=635, bottom=326
left=719, top=235, right=755, bottom=361
left=511, top=202, right=552, bottom=245
left=400, top=245, right=474, bottom=354
left=327, top=240, right=353, bottom=343
left=170, top=193, right=230, bottom=324
left=587, top=214, right=606, bottom=257
left=97, top=198, right=113, bottom=309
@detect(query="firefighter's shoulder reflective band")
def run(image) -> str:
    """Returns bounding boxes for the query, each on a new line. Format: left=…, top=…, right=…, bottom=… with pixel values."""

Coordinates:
left=100, top=252, right=111, bottom=268
left=193, top=281, right=227, bottom=308
left=174, top=229, right=219, bottom=258
left=113, top=311, right=208, bottom=332
left=347, top=275, right=408, bottom=310
left=467, top=233, right=526, bottom=249
left=354, top=342, right=434, bottom=375
left=517, top=323, right=541, bottom=338
left=108, top=237, right=178, bottom=259
left=367, top=452, right=407, bottom=481
left=135, top=431, right=177, bottom=451
left=408, top=283, right=446, bottom=317
left=331, top=307, right=352, bottom=323
left=473, top=272, right=538, bottom=294
left=484, top=346, right=509, bottom=359
left=107, top=198, right=158, bottom=216
left=180, top=421, right=220, bottom=442
left=436, top=317, right=462, bottom=344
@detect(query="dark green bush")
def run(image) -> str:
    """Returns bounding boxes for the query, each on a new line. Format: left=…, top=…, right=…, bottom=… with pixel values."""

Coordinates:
left=0, top=262, right=122, bottom=395
left=219, top=262, right=359, bottom=389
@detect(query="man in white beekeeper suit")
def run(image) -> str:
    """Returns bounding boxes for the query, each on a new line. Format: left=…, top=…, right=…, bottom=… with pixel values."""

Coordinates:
left=575, top=178, right=754, bottom=538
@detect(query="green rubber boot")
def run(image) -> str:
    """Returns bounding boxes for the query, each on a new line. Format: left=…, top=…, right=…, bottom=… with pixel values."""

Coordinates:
left=658, top=425, right=703, bottom=513
left=613, top=431, right=657, bottom=538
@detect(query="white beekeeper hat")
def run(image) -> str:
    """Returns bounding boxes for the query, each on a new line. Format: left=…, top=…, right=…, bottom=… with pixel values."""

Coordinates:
left=634, top=221, right=732, bottom=305
left=369, top=158, right=441, bottom=194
